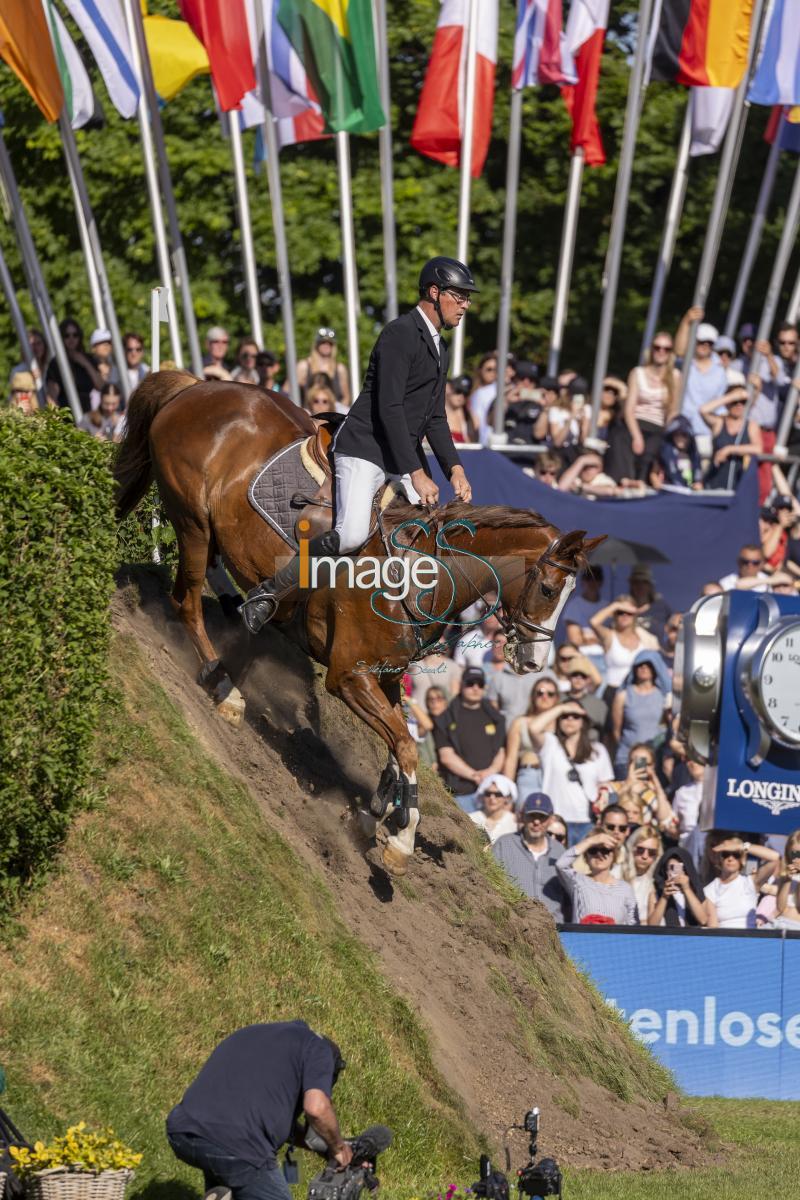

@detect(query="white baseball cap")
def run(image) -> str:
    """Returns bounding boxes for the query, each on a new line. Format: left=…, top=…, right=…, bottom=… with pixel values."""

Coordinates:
left=697, top=322, right=719, bottom=344
left=90, top=328, right=112, bottom=347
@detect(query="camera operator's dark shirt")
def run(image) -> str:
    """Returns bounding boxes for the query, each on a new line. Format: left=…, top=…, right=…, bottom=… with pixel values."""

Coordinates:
left=166, top=1021, right=336, bottom=1168
left=434, top=697, right=506, bottom=795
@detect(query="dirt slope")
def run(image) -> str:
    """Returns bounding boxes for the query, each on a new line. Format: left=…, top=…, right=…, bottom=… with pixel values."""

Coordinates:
left=114, top=568, right=712, bottom=1172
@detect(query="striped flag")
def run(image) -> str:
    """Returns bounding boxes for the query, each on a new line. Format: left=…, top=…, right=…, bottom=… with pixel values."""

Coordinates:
left=748, top=0, right=800, bottom=106
left=560, top=0, right=609, bottom=166
left=689, top=86, right=734, bottom=155
left=277, top=0, right=384, bottom=134
left=44, top=1, right=99, bottom=129
left=178, top=0, right=256, bottom=111
left=651, top=0, right=754, bottom=89
left=237, top=0, right=326, bottom=149
left=512, top=0, right=567, bottom=89
left=61, top=0, right=139, bottom=118
left=0, top=0, right=63, bottom=122
left=410, top=0, right=499, bottom=177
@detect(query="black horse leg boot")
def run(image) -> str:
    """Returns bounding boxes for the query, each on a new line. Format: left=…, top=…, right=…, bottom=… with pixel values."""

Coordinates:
left=241, top=528, right=341, bottom=634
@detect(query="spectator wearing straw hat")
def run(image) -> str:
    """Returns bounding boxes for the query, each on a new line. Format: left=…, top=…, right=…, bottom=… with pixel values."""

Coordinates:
left=7, top=369, right=37, bottom=414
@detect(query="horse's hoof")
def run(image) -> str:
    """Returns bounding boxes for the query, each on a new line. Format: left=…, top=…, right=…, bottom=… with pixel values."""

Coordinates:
left=381, top=844, right=411, bottom=877
left=217, top=686, right=245, bottom=727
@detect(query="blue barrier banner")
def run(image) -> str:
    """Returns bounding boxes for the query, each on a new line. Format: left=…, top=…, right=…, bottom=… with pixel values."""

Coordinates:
left=560, top=928, right=800, bottom=1099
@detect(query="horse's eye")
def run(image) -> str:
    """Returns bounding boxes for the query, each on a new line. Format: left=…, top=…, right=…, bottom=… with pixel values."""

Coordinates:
left=541, top=583, right=556, bottom=601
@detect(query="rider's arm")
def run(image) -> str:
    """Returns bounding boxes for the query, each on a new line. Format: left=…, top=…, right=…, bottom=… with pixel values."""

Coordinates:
left=303, top=1089, right=351, bottom=1166
left=375, top=325, right=422, bottom=476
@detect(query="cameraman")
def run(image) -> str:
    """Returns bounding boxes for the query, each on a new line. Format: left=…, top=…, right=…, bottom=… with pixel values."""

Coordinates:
left=166, top=1020, right=350, bottom=1200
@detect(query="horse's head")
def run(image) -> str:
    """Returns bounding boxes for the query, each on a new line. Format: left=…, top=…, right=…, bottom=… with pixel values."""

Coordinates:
left=500, top=530, right=606, bottom=673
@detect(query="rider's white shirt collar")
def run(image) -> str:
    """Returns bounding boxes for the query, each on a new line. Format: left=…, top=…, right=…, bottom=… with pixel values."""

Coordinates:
left=416, top=305, right=440, bottom=357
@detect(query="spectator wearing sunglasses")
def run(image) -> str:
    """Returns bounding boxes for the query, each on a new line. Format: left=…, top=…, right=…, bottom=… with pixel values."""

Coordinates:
left=627, top=825, right=664, bottom=921
left=434, top=667, right=506, bottom=812
left=774, top=830, right=800, bottom=930
left=673, top=307, right=728, bottom=450
left=703, top=837, right=780, bottom=928
left=556, top=830, right=638, bottom=925
left=123, top=331, right=149, bottom=393
left=623, top=332, right=681, bottom=479
left=700, top=384, right=762, bottom=491
left=469, top=774, right=519, bottom=844
left=46, top=318, right=104, bottom=412
left=650, top=846, right=712, bottom=927
left=203, top=326, right=233, bottom=378
left=232, top=339, right=260, bottom=385
left=296, top=327, right=350, bottom=409
left=718, top=544, right=770, bottom=592
left=492, top=793, right=570, bottom=920
left=548, top=816, right=568, bottom=847
left=521, top=701, right=613, bottom=844
left=504, top=679, right=561, bottom=796
left=531, top=451, right=563, bottom=487
left=589, top=596, right=659, bottom=691
left=561, top=654, right=607, bottom=739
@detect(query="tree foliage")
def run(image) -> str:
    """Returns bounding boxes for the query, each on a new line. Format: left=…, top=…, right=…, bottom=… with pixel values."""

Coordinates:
left=0, top=0, right=796, bottom=387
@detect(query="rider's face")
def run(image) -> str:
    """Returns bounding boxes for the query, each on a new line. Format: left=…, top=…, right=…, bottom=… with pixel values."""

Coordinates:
left=437, top=287, right=471, bottom=327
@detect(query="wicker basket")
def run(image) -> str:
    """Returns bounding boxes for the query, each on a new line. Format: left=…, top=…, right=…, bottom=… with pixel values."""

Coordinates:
left=25, top=1170, right=134, bottom=1200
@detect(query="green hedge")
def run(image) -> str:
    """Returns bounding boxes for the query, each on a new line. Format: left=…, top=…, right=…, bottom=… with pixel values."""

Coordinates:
left=0, top=410, right=116, bottom=915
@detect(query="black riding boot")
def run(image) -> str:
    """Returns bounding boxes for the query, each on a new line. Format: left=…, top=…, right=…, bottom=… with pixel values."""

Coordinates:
left=241, top=528, right=341, bottom=634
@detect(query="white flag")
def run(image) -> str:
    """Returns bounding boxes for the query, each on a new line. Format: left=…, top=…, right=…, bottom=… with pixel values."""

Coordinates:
left=690, top=87, right=734, bottom=157
left=61, top=0, right=139, bottom=119
left=43, top=3, right=97, bottom=129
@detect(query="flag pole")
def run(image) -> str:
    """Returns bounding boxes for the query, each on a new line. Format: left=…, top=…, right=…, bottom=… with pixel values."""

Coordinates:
left=739, top=156, right=800, bottom=448
left=494, top=87, right=524, bottom=438
left=548, top=148, right=585, bottom=377
left=228, top=113, right=264, bottom=348
left=774, top=354, right=800, bottom=453
left=0, top=129, right=82, bottom=422
left=0, top=239, right=43, bottom=401
left=372, top=0, right=397, bottom=321
left=61, top=126, right=105, bottom=332
left=58, top=115, right=129, bottom=399
left=589, top=0, right=656, bottom=436
left=678, top=0, right=766, bottom=409
left=336, top=132, right=361, bottom=401
left=254, top=3, right=300, bottom=405
left=121, top=0, right=183, bottom=367
left=786, top=261, right=800, bottom=326
left=724, top=113, right=785, bottom=338
left=127, top=1, right=203, bottom=376
left=639, top=101, right=691, bottom=363
left=451, top=0, right=479, bottom=377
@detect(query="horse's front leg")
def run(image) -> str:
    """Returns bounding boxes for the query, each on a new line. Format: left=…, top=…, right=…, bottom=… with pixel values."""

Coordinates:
left=325, top=666, right=420, bottom=876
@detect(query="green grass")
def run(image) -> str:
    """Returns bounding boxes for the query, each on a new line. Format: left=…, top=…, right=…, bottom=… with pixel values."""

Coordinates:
left=0, top=634, right=483, bottom=1199
left=564, top=1099, right=800, bottom=1198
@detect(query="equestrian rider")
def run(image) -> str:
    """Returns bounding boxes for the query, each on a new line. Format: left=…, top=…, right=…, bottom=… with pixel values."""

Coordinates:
left=242, top=256, right=475, bottom=633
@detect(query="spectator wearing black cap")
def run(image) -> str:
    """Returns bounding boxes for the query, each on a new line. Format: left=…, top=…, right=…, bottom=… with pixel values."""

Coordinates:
left=492, top=793, right=570, bottom=921
left=732, top=322, right=756, bottom=375
left=445, top=374, right=478, bottom=443
left=434, top=667, right=507, bottom=813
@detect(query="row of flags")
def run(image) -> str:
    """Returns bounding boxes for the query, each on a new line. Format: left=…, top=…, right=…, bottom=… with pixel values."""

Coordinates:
left=2, top=1, right=800, bottom=176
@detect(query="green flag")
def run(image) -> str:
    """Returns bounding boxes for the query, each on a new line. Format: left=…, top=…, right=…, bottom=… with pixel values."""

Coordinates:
left=277, top=0, right=385, bottom=135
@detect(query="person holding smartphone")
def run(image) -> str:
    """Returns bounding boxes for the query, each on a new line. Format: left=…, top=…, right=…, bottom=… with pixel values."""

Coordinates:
left=649, top=847, right=713, bottom=927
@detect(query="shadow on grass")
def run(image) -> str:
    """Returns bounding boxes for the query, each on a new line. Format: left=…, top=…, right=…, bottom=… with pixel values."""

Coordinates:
left=133, top=1180, right=199, bottom=1200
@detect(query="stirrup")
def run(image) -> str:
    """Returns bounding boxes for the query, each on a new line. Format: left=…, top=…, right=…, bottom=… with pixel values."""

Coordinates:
left=240, top=587, right=280, bottom=634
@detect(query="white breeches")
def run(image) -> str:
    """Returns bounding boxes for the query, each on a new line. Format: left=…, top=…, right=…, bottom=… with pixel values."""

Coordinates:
left=333, top=454, right=421, bottom=553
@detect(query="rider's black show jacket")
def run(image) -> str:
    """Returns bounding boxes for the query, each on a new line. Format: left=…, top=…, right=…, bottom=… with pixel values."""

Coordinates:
left=333, top=308, right=463, bottom=479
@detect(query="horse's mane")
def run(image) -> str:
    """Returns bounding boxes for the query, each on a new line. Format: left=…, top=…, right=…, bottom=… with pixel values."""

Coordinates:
left=383, top=497, right=551, bottom=531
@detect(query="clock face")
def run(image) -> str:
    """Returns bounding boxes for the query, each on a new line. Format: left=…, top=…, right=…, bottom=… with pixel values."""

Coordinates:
left=758, top=622, right=800, bottom=746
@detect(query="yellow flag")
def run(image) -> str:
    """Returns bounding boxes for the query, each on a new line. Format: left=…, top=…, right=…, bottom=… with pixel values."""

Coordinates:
left=0, top=0, right=63, bottom=122
left=141, top=7, right=209, bottom=102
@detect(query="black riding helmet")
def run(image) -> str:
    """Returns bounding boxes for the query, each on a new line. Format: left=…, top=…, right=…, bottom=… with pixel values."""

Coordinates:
left=418, top=257, right=478, bottom=330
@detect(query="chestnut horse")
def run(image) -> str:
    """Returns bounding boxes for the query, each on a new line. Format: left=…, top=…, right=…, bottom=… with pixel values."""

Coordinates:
left=115, top=372, right=603, bottom=874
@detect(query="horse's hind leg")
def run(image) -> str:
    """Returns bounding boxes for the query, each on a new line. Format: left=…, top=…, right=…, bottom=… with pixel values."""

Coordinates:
left=173, top=520, right=245, bottom=727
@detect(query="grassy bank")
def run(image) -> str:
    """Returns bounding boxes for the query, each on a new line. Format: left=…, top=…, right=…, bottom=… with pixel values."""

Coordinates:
left=0, top=634, right=482, bottom=1198
left=566, top=1099, right=800, bottom=1198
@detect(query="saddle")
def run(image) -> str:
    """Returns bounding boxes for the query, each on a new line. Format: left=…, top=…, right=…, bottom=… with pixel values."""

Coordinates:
left=248, top=416, right=400, bottom=549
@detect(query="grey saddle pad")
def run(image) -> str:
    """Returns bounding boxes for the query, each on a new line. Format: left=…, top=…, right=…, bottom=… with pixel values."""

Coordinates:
left=248, top=438, right=321, bottom=549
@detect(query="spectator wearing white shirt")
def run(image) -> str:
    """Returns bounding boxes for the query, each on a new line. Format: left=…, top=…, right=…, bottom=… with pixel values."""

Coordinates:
left=469, top=774, right=518, bottom=844
left=673, top=759, right=705, bottom=843
left=703, top=837, right=780, bottom=928
left=522, top=700, right=613, bottom=844
left=718, top=544, right=770, bottom=592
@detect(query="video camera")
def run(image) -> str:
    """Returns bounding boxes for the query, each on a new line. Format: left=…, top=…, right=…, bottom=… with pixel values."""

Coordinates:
left=306, top=1125, right=393, bottom=1200
left=470, top=1108, right=562, bottom=1200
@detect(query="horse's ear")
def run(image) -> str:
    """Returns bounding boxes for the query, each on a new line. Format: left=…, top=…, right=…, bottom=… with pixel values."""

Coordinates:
left=553, top=529, right=586, bottom=558
left=581, top=533, right=607, bottom=556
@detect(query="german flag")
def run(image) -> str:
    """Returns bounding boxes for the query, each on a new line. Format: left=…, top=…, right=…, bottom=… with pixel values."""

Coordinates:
left=651, top=0, right=754, bottom=89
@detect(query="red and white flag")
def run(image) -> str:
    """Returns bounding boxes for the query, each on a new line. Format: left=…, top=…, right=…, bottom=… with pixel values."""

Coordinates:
left=410, top=0, right=499, bottom=178
left=561, top=0, right=609, bottom=166
left=512, top=0, right=568, bottom=90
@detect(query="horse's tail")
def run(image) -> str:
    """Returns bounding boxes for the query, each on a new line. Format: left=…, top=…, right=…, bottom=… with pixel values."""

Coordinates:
left=114, top=369, right=197, bottom=520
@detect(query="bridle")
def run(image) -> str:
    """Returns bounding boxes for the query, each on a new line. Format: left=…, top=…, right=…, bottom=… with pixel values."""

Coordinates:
left=496, top=537, right=579, bottom=645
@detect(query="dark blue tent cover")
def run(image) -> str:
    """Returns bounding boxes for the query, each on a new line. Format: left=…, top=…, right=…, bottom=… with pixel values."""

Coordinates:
left=427, top=451, right=759, bottom=611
